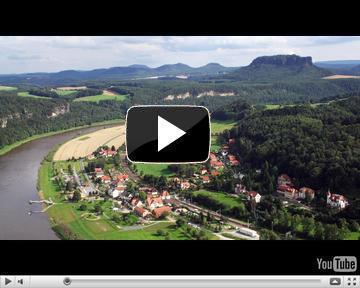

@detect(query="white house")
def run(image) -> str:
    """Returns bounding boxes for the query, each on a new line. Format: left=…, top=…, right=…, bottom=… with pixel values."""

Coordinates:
left=327, top=191, right=349, bottom=209
left=108, top=185, right=126, bottom=198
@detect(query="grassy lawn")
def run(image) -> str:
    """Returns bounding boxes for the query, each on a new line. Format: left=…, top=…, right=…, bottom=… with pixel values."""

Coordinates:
left=99, top=222, right=192, bottom=240
left=135, top=163, right=175, bottom=177
left=264, top=104, right=296, bottom=110
left=345, top=231, right=360, bottom=240
left=211, top=120, right=237, bottom=135
left=74, top=94, right=127, bottom=103
left=193, top=190, right=244, bottom=209
left=54, top=89, right=77, bottom=97
left=0, top=118, right=124, bottom=156
left=0, top=85, right=17, bottom=91
left=211, top=137, right=221, bottom=152
left=17, top=91, right=49, bottom=99
left=54, top=160, right=82, bottom=173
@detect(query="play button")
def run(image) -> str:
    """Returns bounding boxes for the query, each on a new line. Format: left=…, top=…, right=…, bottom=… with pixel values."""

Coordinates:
left=126, top=106, right=210, bottom=163
left=157, top=116, right=186, bottom=152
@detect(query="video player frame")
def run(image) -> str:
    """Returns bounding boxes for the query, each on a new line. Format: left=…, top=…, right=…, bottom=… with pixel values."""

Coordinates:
left=125, top=105, right=211, bottom=164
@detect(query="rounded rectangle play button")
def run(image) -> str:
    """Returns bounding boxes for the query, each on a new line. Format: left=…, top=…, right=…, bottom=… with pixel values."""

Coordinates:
left=126, top=105, right=210, bottom=163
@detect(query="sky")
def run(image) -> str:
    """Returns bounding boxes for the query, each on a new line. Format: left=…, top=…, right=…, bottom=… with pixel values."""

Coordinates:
left=1, top=36, right=360, bottom=74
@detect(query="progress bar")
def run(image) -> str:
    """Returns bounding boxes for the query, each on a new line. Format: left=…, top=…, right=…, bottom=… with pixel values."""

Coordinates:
left=1, top=275, right=359, bottom=288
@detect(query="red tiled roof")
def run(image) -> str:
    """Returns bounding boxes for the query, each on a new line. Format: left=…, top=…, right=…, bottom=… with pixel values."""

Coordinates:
left=211, top=171, right=219, bottom=176
left=101, top=175, right=111, bottom=181
left=115, top=185, right=126, bottom=192
left=152, top=206, right=172, bottom=218
left=210, top=160, right=224, bottom=167
left=247, top=191, right=259, bottom=197
left=134, top=206, right=146, bottom=215
left=202, top=176, right=210, bottom=181
left=279, top=174, right=291, bottom=181
left=161, top=191, right=170, bottom=197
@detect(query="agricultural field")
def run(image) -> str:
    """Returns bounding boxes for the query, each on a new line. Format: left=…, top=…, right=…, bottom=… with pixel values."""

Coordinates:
left=56, top=86, right=87, bottom=90
left=0, top=85, right=17, bottom=91
left=53, top=125, right=125, bottom=161
left=211, top=120, right=237, bottom=135
left=134, top=163, right=175, bottom=177
left=74, top=92, right=127, bottom=103
left=54, top=89, right=78, bottom=96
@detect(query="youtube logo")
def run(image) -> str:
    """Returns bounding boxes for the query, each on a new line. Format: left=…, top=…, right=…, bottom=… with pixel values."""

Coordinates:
left=126, top=106, right=210, bottom=163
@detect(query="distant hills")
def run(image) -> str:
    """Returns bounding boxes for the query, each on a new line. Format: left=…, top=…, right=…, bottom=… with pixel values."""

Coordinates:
left=226, top=55, right=332, bottom=81
left=1, top=55, right=354, bottom=86
left=0, top=63, right=238, bottom=86
left=315, top=60, right=360, bottom=75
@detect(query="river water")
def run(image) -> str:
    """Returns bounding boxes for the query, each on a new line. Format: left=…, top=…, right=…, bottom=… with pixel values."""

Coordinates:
left=0, top=125, right=114, bottom=239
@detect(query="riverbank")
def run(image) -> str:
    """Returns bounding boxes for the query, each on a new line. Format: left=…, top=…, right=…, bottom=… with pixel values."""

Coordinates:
left=36, top=133, right=194, bottom=240
left=0, top=118, right=124, bottom=157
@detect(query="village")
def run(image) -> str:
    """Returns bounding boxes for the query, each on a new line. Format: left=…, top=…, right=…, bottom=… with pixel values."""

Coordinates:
left=53, top=135, right=351, bottom=240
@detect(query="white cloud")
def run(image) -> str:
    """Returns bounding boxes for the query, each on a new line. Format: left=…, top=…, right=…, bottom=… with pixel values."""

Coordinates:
left=0, top=36, right=360, bottom=73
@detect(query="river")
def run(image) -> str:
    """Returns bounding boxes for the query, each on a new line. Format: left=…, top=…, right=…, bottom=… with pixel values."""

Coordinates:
left=0, top=125, right=116, bottom=240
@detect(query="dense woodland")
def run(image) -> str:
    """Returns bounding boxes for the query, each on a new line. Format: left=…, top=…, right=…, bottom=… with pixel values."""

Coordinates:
left=0, top=95, right=126, bottom=148
left=220, top=96, right=360, bottom=197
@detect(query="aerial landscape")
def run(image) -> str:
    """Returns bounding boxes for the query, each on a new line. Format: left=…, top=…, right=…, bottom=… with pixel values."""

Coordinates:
left=0, top=36, right=360, bottom=240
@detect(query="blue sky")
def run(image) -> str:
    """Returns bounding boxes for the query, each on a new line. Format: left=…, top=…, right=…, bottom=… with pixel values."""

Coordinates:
left=1, top=36, right=360, bottom=74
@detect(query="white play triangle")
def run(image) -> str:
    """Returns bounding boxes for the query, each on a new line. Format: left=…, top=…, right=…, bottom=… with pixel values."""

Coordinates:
left=158, top=115, right=186, bottom=152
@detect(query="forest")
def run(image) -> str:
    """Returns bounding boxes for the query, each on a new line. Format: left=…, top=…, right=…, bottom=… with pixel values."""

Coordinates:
left=220, top=96, right=360, bottom=198
left=0, top=95, right=127, bottom=149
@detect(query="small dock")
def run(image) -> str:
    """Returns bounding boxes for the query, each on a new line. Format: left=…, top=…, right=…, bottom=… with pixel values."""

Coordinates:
left=28, top=198, right=55, bottom=215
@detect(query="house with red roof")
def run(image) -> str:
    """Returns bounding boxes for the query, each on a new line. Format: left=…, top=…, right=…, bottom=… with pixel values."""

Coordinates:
left=152, top=206, right=172, bottom=218
left=277, top=174, right=292, bottom=186
left=246, top=191, right=262, bottom=203
left=146, top=196, right=163, bottom=210
left=211, top=170, right=219, bottom=177
left=101, top=175, right=111, bottom=184
left=161, top=190, right=171, bottom=200
left=130, top=197, right=143, bottom=208
left=202, top=175, right=210, bottom=184
left=95, top=168, right=104, bottom=178
left=210, top=160, right=224, bottom=170
left=327, top=191, right=349, bottom=209
left=277, top=185, right=298, bottom=199
left=99, top=149, right=117, bottom=158
left=116, top=173, right=129, bottom=182
left=134, top=206, right=150, bottom=218
left=180, top=181, right=191, bottom=190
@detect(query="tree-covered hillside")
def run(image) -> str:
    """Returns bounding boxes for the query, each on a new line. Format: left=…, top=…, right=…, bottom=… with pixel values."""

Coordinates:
left=0, top=95, right=127, bottom=148
left=223, top=96, right=360, bottom=197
